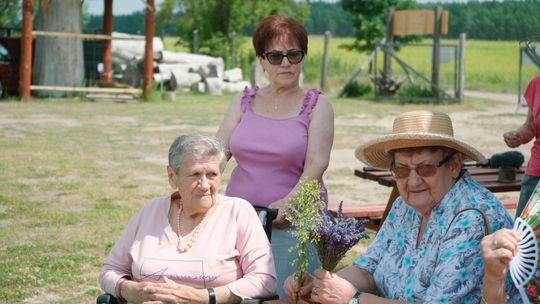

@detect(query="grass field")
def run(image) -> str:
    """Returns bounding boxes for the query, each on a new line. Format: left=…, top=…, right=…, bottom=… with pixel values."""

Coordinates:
left=0, top=36, right=536, bottom=303
left=165, top=36, right=538, bottom=96
left=0, top=91, right=510, bottom=302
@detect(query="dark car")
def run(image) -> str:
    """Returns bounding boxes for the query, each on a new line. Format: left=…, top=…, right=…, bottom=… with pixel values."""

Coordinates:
left=0, top=39, right=21, bottom=98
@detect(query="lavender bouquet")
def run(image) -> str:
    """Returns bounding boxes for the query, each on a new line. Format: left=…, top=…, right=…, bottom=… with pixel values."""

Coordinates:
left=313, top=201, right=369, bottom=271
left=285, top=179, right=370, bottom=299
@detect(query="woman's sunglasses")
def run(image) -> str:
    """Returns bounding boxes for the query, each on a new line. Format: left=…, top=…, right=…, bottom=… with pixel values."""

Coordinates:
left=390, top=151, right=457, bottom=179
left=262, top=49, right=305, bottom=65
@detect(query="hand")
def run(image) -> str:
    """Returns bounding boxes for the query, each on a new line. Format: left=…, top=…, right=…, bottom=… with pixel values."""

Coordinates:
left=284, top=272, right=314, bottom=302
left=269, top=199, right=291, bottom=229
left=124, top=277, right=204, bottom=304
left=311, top=268, right=357, bottom=304
left=503, top=131, right=522, bottom=148
left=480, top=229, right=521, bottom=280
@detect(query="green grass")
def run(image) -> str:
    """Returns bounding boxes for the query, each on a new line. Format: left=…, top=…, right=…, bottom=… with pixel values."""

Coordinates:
left=0, top=91, right=505, bottom=302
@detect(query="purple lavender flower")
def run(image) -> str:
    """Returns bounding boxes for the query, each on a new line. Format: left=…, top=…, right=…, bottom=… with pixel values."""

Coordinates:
left=313, top=201, right=370, bottom=271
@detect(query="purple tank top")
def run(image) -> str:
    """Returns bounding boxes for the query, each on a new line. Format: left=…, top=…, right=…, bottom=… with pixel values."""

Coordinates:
left=225, top=87, right=326, bottom=207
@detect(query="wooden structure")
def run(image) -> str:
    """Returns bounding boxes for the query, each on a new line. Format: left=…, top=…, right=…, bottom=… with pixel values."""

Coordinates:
left=19, top=0, right=155, bottom=101
left=353, top=166, right=524, bottom=230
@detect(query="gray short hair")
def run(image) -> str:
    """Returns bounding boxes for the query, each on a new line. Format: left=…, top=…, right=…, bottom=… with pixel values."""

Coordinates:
left=168, top=134, right=226, bottom=174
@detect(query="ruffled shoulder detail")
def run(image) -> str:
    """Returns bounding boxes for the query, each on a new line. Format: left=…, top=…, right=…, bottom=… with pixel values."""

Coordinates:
left=240, top=86, right=259, bottom=113
left=299, top=89, right=322, bottom=116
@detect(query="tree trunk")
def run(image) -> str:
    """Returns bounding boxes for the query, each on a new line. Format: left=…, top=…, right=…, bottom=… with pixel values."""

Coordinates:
left=32, top=0, right=84, bottom=97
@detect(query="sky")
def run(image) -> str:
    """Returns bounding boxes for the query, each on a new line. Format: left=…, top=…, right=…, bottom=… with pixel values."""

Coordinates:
left=84, top=0, right=165, bottom=15
left=84, top=0, right=461, bottom=16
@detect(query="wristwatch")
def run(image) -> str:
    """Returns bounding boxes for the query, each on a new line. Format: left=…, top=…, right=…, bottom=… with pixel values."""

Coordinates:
left=347, top=291, right=363, bottom=304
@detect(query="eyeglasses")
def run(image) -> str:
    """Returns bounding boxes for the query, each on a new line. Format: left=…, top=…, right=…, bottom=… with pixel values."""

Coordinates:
left=390, top=151, right=457, bottom=179
left=262, top=49, right=305, bottom=65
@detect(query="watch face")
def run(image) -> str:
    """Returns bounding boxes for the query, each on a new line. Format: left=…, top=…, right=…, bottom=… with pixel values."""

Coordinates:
left=347, top=298, right=358, bottom=304
left=347, top=292, right=362, bottom=304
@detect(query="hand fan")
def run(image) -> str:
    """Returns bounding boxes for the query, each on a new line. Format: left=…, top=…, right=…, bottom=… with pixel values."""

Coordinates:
left=509, top=217, right=538, bottom=304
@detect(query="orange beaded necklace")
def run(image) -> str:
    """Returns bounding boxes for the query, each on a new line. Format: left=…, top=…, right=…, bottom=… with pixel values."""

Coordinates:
left=175, top=202, right=215, bottom=253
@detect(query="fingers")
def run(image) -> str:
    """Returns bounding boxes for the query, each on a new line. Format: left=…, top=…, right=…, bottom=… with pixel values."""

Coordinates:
left=314, top=268, right=332, bottom=280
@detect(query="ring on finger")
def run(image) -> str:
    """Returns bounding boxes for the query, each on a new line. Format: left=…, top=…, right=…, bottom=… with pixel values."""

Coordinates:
left=490, top=238, right=499, bottom=249
left=313, top=287, right=319, bottom=294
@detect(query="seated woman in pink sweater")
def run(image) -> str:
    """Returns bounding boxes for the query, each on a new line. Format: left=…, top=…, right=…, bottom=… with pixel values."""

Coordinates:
left=99, top=134, right=277, bottom=303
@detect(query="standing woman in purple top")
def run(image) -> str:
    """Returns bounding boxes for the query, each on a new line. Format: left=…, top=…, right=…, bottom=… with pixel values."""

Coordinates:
left=216, top=15, right=334, bottom=297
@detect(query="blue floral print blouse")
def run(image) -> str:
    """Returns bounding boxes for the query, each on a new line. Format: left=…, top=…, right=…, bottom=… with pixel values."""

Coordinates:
left=354, top=171, right=514, bottom=303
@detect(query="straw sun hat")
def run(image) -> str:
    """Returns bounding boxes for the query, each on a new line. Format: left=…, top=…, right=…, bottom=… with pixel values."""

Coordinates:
left=355, top=110, right=487, bottom=169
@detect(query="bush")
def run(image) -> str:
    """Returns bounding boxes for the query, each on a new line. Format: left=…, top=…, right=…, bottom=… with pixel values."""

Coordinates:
left=341, top=81, right=372, bottom=98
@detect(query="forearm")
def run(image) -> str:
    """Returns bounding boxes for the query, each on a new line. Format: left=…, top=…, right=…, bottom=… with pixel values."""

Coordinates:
left=481, top=276, right=506, bottom=304
left=336, top=266, right=376, bottom=294
left=516, top=124, right=535, bottom=143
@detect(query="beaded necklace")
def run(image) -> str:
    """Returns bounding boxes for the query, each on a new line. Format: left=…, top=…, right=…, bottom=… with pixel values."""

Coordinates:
left=175, top=202, right=215, bottom=253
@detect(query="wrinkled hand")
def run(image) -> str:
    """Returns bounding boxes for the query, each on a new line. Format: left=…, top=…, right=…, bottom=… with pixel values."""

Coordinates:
left=125, top=277, right=203, bottom=304
left=311, top=268, right=357, bottom=304
left=504, top=131, right=522, bottom=148
left=480, top=228, right=521, bottom=280
left=284, top=272, right=314, bottom=302
left=269, top=199, right=291, bottom=229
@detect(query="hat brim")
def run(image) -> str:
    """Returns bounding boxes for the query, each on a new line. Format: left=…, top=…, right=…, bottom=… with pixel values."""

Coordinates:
left=355, top=133, right=487, bottom=169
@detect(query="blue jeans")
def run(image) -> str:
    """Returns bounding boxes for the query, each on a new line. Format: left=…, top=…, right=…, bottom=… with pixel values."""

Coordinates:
left=516, top=174, right=540, bottom=217
left=271, top=228, right=320, bottom=299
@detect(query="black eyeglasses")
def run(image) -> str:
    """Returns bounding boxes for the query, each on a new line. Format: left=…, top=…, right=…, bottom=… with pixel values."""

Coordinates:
left=390, top=151, right=457, bottom=179
left=262, top=49, right=305, bottom=65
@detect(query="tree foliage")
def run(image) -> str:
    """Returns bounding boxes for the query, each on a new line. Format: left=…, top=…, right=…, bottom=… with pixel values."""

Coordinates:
left=304, top=1, right=353, bottom=37
left=341, top=0, right=419, bottom=54
left=162, top=0, right=309, bottom=62
left=0, top=0, right=21, bottom=29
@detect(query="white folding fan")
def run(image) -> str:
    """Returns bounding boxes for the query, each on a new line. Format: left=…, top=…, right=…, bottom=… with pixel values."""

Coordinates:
left=509, top=217, right=538, bottom=304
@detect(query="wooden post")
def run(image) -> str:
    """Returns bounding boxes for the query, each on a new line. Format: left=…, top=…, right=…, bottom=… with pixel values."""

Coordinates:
left=101, top=0, right=113, bottom=82
left=142, top=0, right=155, bottom=101
left=457, top=33, right=466, bottom=103
left=192, top=29, right=199, bottom=53
left=20, top=0, right=33, bottom=101
left=383, top=7, right=393, bottom=79
left=320, top=31, right=331, bottom=90
left=230, top=31, right=236, bottom=68
left=431, top=6, right=442, bottom=97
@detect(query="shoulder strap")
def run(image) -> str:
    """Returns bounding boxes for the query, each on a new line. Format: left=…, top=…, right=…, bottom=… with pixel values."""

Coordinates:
left=240, top=86, right=258, bottom=113
left=447, top=207, right=490, bottom=236
left=299, top=89, right=322, bottom=116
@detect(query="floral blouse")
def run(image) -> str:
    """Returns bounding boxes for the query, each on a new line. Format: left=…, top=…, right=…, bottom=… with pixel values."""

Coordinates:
left=354, top=171, right=514, bottom=303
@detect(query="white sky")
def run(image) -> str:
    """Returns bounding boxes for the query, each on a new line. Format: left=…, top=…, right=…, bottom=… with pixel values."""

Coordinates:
left=84, top=0, right=165, bottom=15
left=84, top=0, right=462, bottom=16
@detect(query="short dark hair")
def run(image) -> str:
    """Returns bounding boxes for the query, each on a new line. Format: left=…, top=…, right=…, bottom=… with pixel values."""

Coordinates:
left=252, top=15, right=308, bottom=57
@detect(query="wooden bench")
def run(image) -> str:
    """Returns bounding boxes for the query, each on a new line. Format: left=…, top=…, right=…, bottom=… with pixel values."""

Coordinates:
left=329, top=197, right=518, bottom=231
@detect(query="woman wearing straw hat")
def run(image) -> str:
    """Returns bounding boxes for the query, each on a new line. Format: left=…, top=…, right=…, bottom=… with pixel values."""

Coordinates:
left=284, top=110, right=514, bottom=303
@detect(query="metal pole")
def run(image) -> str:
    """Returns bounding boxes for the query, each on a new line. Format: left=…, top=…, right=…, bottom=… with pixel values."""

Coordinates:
left=321, top=31, right=331, bottom=90
left=20, top=0, right=33, bottom=100
left=457, top=33, right=466, bottom=103
left=192, top=29, right=199, bottom=53
left=142, top=0, right=155, bottom=101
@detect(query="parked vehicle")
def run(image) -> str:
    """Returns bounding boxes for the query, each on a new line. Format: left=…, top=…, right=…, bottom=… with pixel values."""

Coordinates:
left=0, top=38, right=22, bottom=98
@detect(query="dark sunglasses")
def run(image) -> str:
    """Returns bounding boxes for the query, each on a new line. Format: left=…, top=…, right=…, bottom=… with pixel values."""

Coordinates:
left=262, top=49, right=305, bottom=65
left=391, top=151, right=457, bottom=179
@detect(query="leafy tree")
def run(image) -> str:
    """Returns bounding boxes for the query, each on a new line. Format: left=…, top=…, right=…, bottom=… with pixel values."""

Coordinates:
left=304, top=1, right=354, bottom=37
left=161, top=0, right=309, bottom=67
left=0, top=0, right=21, bottom=29
left=341, top=0, right=419, bottom=53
